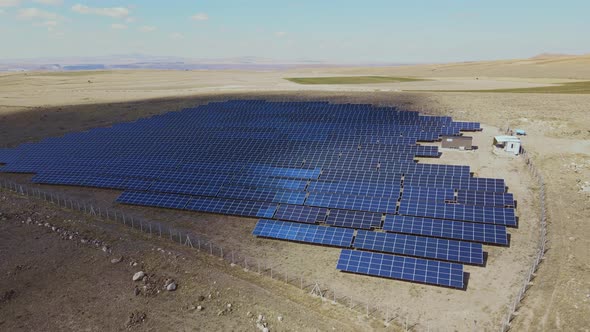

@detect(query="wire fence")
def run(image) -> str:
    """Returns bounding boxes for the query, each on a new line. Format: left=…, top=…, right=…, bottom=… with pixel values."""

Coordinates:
left=0, top=129, right=548, bottom=331
left=0, top=178, right=414, bottom=330
left=497, top=127, right=548, bottom=332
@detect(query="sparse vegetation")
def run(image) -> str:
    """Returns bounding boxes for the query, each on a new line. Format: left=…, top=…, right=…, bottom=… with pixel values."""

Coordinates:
left=285, top=76, right=426, bottom=85
left=429, top=81, right=590, bottom=94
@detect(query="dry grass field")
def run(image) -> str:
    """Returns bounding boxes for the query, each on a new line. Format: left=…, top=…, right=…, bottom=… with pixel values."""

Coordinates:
left=1, top=55, right=589, bottom=331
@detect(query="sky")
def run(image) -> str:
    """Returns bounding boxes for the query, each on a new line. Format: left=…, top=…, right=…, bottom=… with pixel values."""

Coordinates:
left=0, top=0, right=589, bottom=63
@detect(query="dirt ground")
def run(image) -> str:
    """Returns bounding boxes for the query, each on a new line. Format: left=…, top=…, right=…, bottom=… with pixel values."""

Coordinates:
left=0, top=188, right=381, bottom=332
left=1, top=69, right=589, bottom=331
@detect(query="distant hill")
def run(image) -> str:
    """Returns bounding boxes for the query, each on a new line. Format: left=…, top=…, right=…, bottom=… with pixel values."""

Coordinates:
left=316, top=54, right=590, bottom=79
left=0, top=54, right=337, bottom=72
left=529, top=53, right=578, bottom=59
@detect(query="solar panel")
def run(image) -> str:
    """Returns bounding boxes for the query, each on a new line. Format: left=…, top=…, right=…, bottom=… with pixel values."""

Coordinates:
left=401, top=187, right=455, bottom=203
left=217, top=186, right=306, bottom=205
left=325, top=209, right=382, bottom=229
left=116, top=191, right=191, bottom=210
left=403, top=174, right=506, bottom=193
left=353, top=230, right=484, bottom=265
left=305, top=193, right=397, bottom=213
left=383, top=215, right=508, bottom=245
left=457, top=190, right=515, bottom=208
left=336, top=249, right=464, bottom=288
left=149, top=181, right=221, bottom=197
left=274, top=205, right=328, bottom=224
left=308, top=181, right=401, bottom=198
left=253, top=219, right=354, bottom=247
left=399, top=201, right=517, bottom=226
left=186, top=197, right=277, bottom=218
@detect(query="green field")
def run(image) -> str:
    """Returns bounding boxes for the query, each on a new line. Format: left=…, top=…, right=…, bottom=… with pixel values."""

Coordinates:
left=432, top=81, right=590, bottom=94
left=285, top=76, right=425, bottom=85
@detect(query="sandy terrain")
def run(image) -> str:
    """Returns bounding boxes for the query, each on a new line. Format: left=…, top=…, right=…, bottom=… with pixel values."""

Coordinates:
left=315, top=54, right=590, bottom=79
left=1, top=59, right=589, bottom=331
left=0, top=68, right=571, bottom=114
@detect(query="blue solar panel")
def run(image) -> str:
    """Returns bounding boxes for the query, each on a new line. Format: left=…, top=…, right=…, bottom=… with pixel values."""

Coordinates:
left=230, top=176, right=308, bottom=191
left=305, top=193, right=397, bottom=213
left=325, top=210, right=382, bottom=229
left=116, top=191, right=191, bottom=210
left=401, top=187, right=455, bottom=203
left=399, top=201, right=517, bottom=226
left=186, top=197, right=277, bottom=218
left=149, top=181, right=221, bottom=196
left=457, top=190, right=515, bottom=208
left=383, top=215, right=508, bottom=245
left=217, top=186, right=306, bottom=205
left=403, top=174, right=505, bottom=193
left=336, top=249, right=464, bottom=289
left=253, top=219, right=354, bottom=247
left=308, top=181, right=401, bottom=198
left=353, top=230, right=484, bottom=265
left=274, top=205, right=328, bottom=224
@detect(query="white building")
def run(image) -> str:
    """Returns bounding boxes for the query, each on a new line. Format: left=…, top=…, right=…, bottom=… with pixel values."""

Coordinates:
left=493, top=136, right=521, bottom=155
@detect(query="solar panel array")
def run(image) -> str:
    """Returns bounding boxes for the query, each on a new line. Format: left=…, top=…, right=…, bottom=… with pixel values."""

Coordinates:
left=0, top=99, right=516, bottom=289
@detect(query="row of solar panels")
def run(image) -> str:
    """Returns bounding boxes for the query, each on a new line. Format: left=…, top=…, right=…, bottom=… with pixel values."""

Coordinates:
left=0, top=157, right=472, bottom=179
left=2, top=146, right=440, bottom=164
left=27, top=166, right=512, bottom=202
left=111, top=190, right=510, bottom=245
left=253, top=219, right=467, bottom=288
left=29, top=171, right=516, bottom=223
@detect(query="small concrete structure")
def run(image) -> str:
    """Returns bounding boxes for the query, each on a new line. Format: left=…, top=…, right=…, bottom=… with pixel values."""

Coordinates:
left=441, top=136, right=473, bottom=150
left=494, top=135, right=521, bottom=155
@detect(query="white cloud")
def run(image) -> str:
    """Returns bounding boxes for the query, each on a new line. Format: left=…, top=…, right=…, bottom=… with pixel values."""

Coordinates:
left=0, top=0, right=23, bottom=7
left=17, top=7, right=59, bottom=20
left=191, top=12, right=208, bottom=21
left=33, top=0, right=63, bottom=5
left=111, top=23, right=127, bottom=30
left=138, top=25, right=156, bottom=32
left=125, top=16, right=136, bottom=23
left=274, top=31, right=287, bottom=37
left=169, top=32, right=184, bottom=40
left=71, top=4, right=129, bottom=18
left=31, top=19, right=58, bottom=31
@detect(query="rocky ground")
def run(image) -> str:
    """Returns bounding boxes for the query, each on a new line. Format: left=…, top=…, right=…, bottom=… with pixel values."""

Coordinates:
left=0, top=190, right=382, bottom=331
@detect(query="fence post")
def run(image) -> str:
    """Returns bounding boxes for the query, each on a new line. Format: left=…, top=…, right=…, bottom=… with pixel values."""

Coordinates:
left=185, top=235, right=193, bottom=248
